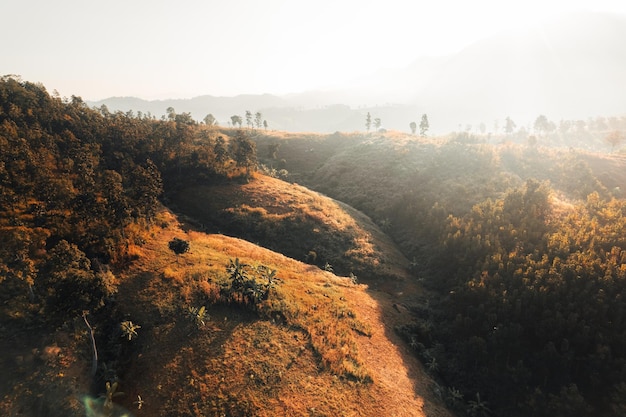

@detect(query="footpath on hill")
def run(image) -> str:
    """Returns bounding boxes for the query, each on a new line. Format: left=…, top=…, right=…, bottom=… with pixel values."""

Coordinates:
left=347, top=284, right=453, bottom=417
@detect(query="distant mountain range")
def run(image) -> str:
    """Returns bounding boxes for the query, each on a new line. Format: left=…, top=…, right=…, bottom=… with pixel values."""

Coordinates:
left=88, top=12, right=626, bottom=135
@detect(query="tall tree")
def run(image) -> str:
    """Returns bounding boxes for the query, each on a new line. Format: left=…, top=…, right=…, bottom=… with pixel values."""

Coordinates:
left=203, top=113, right=216, bottom=126
left=505, top=116, right=516, bottom=134
left=419, top=114, right=429, bottom=137
left=166, top=107, right=176, bottom=121
left=213, top=136, right=229, bottom=170
left=605, top=130, right=623, bottom=152
left=230, top=130, right=257, bottom=177
left=42, top=240, right=105, bottom=314
left=245, top=110, right=253, bottom=129
left=254, top=112, right=262, bottom=129
left=534, top=114, right=551, bottom=136
left=366, top=112, right=372, bottom=132
left=230, top=115, right=242, bottom=128
left=127, top=159, right=163, bottom=220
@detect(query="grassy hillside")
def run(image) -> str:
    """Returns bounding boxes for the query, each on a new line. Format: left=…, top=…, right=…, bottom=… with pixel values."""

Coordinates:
left=254, top=130, right=620, bottom=249
left=170, top=173, right=411, bottom=291
left=4, top=77, right=626, bottom=417
left=0, top=79, right=451, bottom=417
left=0, top=209, right=451, bottom=417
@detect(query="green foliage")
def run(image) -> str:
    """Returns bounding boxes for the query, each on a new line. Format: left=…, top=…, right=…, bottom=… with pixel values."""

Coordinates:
left=0, top=77, right=259, bottom=325
left=467, top=392, right=491, bottom=417
left=223, top=258, right=277, bottom=308
left=187, top=305, right=208, bottom=328
left=168, top=237, right=190, bottom=256
left=102, top=381, right=124, bottom=411
left=419, top=113, right=429, bottom=136
left=203, top=113, right=216, bottom=126
left=230, top=115, right=242, bottom=127
left=410, top=183, right=626, bottom=416
left=230, top=130, right=257, bottom=177
left=42, top=240, right=102, bottom=315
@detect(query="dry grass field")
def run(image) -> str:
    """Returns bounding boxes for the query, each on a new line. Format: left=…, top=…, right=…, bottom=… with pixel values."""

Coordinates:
left=104, top=210, right=451, bottom=416
left=0, top=195, right=451, bottom=417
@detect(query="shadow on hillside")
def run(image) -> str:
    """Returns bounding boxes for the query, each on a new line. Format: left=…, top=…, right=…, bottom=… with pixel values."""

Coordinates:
left=112, top=270, right=261, bottom=414
left=363, top=285, right=453, bottom=416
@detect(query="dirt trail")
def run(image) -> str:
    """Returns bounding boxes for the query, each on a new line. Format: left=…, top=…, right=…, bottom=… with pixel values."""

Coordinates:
left=346, top=283, right=452, bottom=417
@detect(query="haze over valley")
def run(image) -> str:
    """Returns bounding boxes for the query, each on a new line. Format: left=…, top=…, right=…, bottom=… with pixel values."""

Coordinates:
left=85, top=12, right=626, bottom=135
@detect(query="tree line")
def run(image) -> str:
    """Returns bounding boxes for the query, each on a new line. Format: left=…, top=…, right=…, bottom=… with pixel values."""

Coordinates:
left=365, top=111, right=430, bottom=136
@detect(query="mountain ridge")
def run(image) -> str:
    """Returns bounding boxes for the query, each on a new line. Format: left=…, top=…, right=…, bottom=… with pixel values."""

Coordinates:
left=88, top=11, right=626, bottom=134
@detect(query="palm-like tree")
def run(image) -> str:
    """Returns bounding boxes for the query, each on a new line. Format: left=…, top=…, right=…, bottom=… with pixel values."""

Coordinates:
left=467, top=392, right=491, bottom=417
left=120, top=320, right=141, bottom=340
left=227, top=258, right=249, bottom=287
left=187, top=305, right=208, bottom=327
left=103, top=381, right=124, bottom=411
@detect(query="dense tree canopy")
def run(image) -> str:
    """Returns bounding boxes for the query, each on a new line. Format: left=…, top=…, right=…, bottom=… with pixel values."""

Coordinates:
left=399, top=180, right=626, bottom=416
left=0, top=76, right=257, bottom=315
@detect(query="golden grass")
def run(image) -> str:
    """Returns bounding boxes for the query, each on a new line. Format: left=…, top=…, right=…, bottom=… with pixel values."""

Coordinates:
left=198, top=232, right=371, bottom=380
left=122, top=212, right=372, bottom=381
left=0, top=205, right=445, bottom=417
left=172, top=174, right=411, bottom=287
left=108, top=210, right=392, bottom=415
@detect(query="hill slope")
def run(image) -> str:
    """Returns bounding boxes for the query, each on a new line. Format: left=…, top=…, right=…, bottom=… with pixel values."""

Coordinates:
left=113, top=211, right=451, bottom=417
left=170, top=174, right=412, bottom=291
left=250, top=129, right=626, bottom=416
left=0, top=208, right=451, bottom=417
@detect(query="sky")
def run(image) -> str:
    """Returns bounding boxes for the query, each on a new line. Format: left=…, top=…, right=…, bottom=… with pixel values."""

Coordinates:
left=3, top=0, right=626, bottom=101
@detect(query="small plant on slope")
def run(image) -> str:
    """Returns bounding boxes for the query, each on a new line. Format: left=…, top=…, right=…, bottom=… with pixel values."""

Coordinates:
left=187, top=305, right=208, bottom=327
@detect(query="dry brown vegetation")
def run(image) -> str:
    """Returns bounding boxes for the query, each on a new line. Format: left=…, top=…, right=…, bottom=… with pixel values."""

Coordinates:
left=0, top=203, right=450, bottom=417
left=107, top=210, right=450, bottom=416
left=0, top=78, right=452, bottom=417
left=170, top=173, right=411, bottom=291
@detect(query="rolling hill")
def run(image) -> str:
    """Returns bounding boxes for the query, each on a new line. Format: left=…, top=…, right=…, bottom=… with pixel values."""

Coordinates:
left=0, top=78, right=454, bottom=417
left=4, top=75, right=626, bottom=417
left=0, top=203, right=451, bottom=417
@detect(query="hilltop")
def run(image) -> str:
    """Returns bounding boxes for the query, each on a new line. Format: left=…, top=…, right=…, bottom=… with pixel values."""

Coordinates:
left=170, top=174, right=412, bottom=289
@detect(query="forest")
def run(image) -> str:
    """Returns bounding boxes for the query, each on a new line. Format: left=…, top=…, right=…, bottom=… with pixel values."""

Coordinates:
left=396, top=182, right=626, bottom=415
left=0, top=75, right=257, bottom=299
left=2, top=76, right=626, bottom=416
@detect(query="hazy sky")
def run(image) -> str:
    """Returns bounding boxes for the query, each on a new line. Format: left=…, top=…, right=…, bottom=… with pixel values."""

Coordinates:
left=4, top=0, right=626, bottom=100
